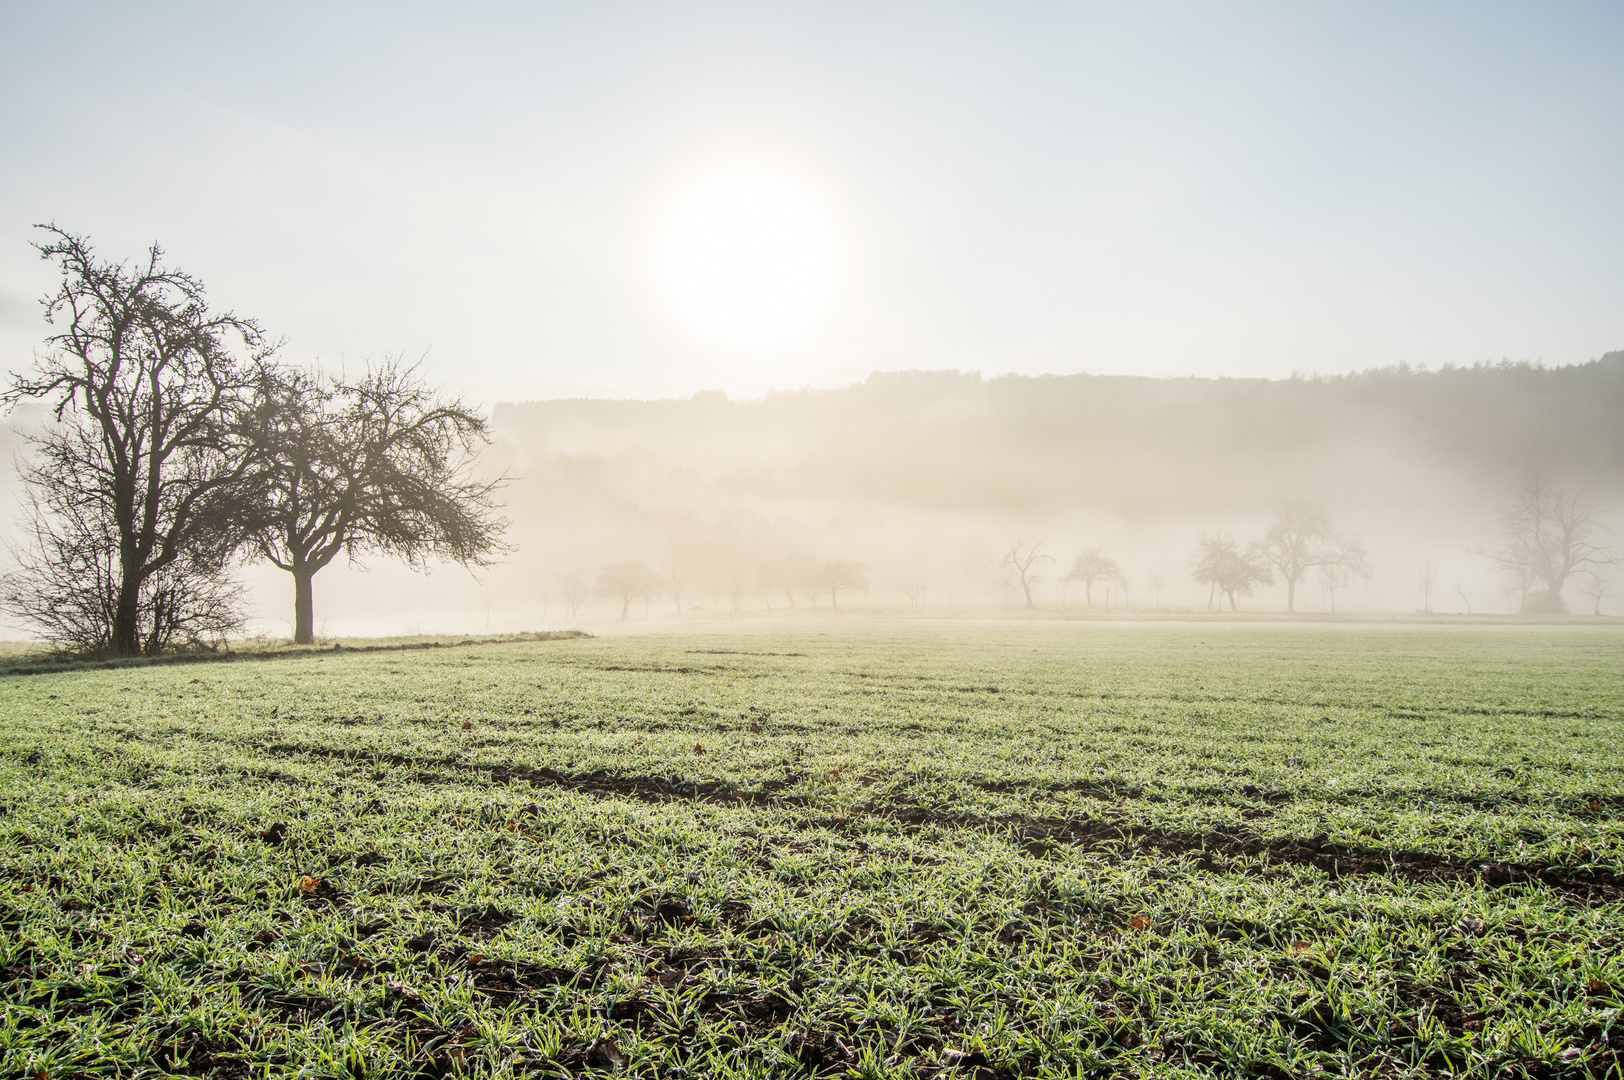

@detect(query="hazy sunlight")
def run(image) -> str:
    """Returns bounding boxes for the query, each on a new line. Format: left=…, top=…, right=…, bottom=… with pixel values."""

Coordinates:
left=663, top=171, right=832, bottom=342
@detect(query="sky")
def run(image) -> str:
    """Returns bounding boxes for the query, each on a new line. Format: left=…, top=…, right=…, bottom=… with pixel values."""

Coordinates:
left=1, top=1, right=1621, bottom=405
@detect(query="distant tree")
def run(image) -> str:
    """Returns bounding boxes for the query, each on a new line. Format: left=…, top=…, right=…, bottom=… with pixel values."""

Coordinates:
left=714, top=552, right=751, bottom=614
left=1260, top=501, right=1366, bottom=613
left=759, top=552, right=819, bottom=609
left=1581, top=567, right=1614, bottom=617
left=1, top=226, right=273, bottom=656
left=1313, top=549, right=1371, bottom=614
left=553, top=569, right=590, bottom=623
left=1454, top=581, right=1473, bottom=615
left=820, top=559, right=869, bottom=610
left=1190, top=533, right=1272, bottom=611
left=1482, top=481, right=1615, bottom=613
left=596, top=560, right=655, bottom=620
left=1002, top=538, right=1053, bottom=609
left=240, top=362, right=508, bottom=644
left=1417, top=559, right=1437, bottom=613
left=660, top=557, right=700, bottom=615
left=900, top=572, right=929, bottom=611
left=1062, top=545, right=1126, bottom=606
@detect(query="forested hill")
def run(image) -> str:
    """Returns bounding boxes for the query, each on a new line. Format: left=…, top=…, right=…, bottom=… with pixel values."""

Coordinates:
left=492, top=354, right=1624, bottom=518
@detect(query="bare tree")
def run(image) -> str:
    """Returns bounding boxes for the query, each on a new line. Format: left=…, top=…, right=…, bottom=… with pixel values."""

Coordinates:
left=660, top=558, right=701, bottom=615
left=596, top=560, right=655, bottom=620
left=1190, top=533, right=1272, bottom=611
left=1582, top=567, right=1615, bottom=616
left=900, top=573, right=929, bottom=611
left=1002, top=538, right=1053, bottom=609
left=1062, top=545, right=1126, bottom=606
left=1, top=226, right=272, bottom=656
left=1482, top=481, right=1615, bottom=613
left=239, top=361, right=508, bottom=644
left=1313, top=548, right=1370, bottom=614
left=1417, top=559, right=1437, bottom=613
left=820, top=559, right=869, bottom=610
left=1454, top=581, right=1473, bottom=615
left=1261, top=501, right=1365, bottom=613
left=759, top=552, right=818, bottom=609
left=553, top=569, right=590, bottom=623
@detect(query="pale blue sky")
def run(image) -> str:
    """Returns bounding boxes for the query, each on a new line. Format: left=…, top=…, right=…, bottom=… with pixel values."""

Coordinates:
left=1, top=2, right=1620, bottom=403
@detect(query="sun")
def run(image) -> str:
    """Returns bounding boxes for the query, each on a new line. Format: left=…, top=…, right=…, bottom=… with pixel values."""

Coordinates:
left=663, top=172, right=833, bottom=341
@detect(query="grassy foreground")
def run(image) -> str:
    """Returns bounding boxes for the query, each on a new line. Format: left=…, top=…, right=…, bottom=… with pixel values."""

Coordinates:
left=1, top=621, right=1621, bottom=1079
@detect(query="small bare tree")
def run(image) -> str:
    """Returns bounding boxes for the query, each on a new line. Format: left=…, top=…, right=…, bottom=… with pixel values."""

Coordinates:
left=1582, top=567, right=1615, bottom=616
left=596, top=560, right=655, bottom=620
left=1314, top=547, right=1370, bottom=614
left=1482, top=480, right=1615, bottom=613
left=900, top=573, right=929, bottom=611
left=1417, top=559, right=1437, bottom=613
left=1190, top=533, right=1272, bottom=611
left=759, top=552, right=818, bottom=609
left=553, top=569, right=590, bottom=623
left=1261, top=501, right=1366, bottom=613
left=1062, top=545, right=1126, bottom=606
left=820, top=559, right=869, bottom=610
left=1002, top=538, right=1053, bottom=609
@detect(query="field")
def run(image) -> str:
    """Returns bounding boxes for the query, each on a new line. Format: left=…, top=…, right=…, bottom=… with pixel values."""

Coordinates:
left=2, top=621, right=1622, bottom=1079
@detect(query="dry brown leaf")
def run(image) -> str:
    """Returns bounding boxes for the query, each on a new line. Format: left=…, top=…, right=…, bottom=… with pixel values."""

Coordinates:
left=298, top=875, right=322, bottom=894
left=461, top=720, right=472, bottom=731
left=693, top=742, right=706, bottom=754
left=1126, top=915, right=1151, bottom=931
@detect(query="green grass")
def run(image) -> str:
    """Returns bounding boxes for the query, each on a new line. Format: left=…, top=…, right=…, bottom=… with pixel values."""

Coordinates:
left=2, top=620, right=1621, bottom=1078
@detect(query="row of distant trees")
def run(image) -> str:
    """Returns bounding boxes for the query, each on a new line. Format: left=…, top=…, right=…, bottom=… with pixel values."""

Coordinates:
left=544, top=483, right=1615, bottom=622
left=551, top=555, right=871, bottom=621
left=1, top=227, right=507, bottom=656
left=995, top=489, right=1615, bottom=615
left=995, top=502, right=1369, bottom=614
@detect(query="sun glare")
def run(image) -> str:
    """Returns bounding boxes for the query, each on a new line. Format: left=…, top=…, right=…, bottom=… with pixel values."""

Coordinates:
left=664, top=172, right=832, bottom=341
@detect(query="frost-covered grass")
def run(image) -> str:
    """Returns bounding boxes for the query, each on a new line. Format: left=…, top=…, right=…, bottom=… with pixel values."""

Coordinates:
left=2, top=621, right=1621, bottom=1078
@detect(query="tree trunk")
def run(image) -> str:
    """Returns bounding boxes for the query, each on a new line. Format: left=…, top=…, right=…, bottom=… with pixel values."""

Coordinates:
left=1285, top=577, right=1296, bottom=613
left=1022, top=581, right=1034, bottom=608
left=112, top=571, right=142, bottom=657
left=293, top=564, right=316, bottom=644
left=621, top=595, right=631, bottom=620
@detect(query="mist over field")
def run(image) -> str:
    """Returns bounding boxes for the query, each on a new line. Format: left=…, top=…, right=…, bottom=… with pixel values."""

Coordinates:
left=485, top=355, right=1624, bottom=623
left=9, top=353, right=1605, bottom=640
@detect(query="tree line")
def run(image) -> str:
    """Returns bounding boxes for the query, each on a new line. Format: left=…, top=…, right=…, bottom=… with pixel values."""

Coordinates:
left=1001, top=488, right=1614, bottom=615
left=1, top=227, right=507, bottom=656
left=548, top=554, right=871, bottom=622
